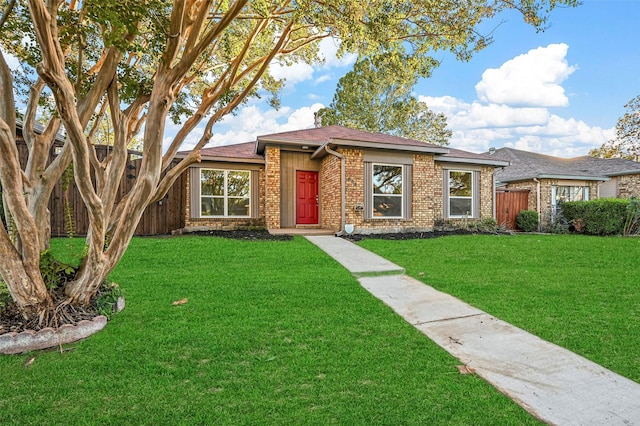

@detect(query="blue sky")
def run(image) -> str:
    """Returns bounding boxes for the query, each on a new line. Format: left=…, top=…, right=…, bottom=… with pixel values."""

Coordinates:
left=189, top=0, right=639, bottom=157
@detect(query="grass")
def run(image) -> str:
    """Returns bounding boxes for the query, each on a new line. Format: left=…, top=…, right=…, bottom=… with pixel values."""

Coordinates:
left=359, top=234, right=640, bottom=383
left=0, top=236, right=539, bottom=425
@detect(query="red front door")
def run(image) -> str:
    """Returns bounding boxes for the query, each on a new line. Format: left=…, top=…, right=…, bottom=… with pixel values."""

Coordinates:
left=296, top=171, right=319, bottom=225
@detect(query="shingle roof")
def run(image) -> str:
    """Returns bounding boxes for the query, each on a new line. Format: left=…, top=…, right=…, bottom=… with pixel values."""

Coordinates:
left=256, top=125, right=449, bottom=154
left=178, top=141, right=264, bottom=163
left=489, top=147, right=640, bottom=183
left=438, top=147, right=509, bottom=167
left=177, top=126, right=508, bottom=167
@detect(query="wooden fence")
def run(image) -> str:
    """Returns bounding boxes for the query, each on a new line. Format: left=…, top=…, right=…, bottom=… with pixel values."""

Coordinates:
left=496, top=189, right=530, bottom=230
left=16, top=141, right=186, bottom=236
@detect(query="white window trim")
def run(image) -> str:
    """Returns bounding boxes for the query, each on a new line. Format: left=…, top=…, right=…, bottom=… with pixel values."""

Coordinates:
left=200, top=169, right=251, bottom=218
left=448, top=169, right=474, bottom=219
left=371, top=163, right=403, bottom=219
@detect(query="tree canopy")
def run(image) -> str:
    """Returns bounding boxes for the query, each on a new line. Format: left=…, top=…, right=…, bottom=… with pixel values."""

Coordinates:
left=590, top=95, right=640, bottom=161
left=317, top=56, right=452, bottom=145
left=0, top=0, right=578, bottom=325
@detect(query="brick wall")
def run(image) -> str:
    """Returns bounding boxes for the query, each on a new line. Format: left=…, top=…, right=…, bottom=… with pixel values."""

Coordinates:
left=503, top=181, right=538, bottom=211
left=320, top=154, right=342, bottom=230
left=337, top=149, right=439, bottom=234
left=265, top=146, right=281, bottom=229
left=617, top=174, right=640, bottom=198
left=480, top=165, right=495, bottom=218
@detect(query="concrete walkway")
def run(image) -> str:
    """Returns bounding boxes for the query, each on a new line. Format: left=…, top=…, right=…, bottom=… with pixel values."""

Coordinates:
left=305, top=235, right=640, bottom=426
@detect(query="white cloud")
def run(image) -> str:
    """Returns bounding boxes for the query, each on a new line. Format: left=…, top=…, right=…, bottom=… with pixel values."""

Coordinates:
left=317, top=37, right=357, bottom=69
left=3, top=52, right=20, bottom=71
left=268, top=37, right=356, bottom=89
left=475, top=43, right=575, bottom=107
left=171, top=103, right=326, bottom=152
left=418, top=44, right=614, bottom=156
left=269, top=61, right=315, bottom=86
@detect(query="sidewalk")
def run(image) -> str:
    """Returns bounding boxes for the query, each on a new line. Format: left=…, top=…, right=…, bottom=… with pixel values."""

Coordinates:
left=305, top=235, right=640, bottom=426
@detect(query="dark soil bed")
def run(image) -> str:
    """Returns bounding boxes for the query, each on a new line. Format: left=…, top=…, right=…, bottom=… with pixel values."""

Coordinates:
left=342, top=228, right=497, bottom=242
left=186, top=228, right=503, bottom=241
left=186, top=229, right=293, bottom=241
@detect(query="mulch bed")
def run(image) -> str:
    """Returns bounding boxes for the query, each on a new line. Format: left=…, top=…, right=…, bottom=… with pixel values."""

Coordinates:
left=186, top=229, right=293, bottom=241
left=186, top=227, right=504, bottom=241
left=342, top=228, right=494, bottom=241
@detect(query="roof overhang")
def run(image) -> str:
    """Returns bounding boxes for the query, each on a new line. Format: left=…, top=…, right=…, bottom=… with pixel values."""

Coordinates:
left=255, top=138, right=322, bottom=154
left=435, top=155, right=509, bottom=167
left=257, top=136, right=449, bottom=156
left=603, top=169, right=640, bottom=177
left=499, top=174, right=610, bottom=183
left=329, top=138, right=449, bottom=154
left=537, top=174, right=609, bottom=181
left=197, top=156, right=264, bottom=164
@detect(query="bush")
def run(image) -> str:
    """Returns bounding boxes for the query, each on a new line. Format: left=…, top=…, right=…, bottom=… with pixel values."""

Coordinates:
left=561, top=198, right=629, bottom=236
left=624, top=197, right=640, bottom=236
left=468, top=217, right=501, bottom=233
left=516, top=210, right=539, bottom=232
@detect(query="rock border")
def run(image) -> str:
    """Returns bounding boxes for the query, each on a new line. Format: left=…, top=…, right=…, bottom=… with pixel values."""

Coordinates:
left=0, top=315, right=108, bottom=354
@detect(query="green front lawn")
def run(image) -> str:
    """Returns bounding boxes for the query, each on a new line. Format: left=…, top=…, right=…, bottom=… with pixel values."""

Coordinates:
left=359, top=234, right=640, bottom=383
left=0, top=236, right=538, bottom=425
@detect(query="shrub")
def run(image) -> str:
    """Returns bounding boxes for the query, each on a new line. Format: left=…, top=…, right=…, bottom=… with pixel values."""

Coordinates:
left=516, top=210, right=539, bottom=232
left=624, top=197, right=640, bottom=236
left=469, top=217, right=501, bottom=233
left=562, top=198, right=629, bottom=236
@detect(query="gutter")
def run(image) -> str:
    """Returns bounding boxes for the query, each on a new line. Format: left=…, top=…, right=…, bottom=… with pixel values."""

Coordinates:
left=314, top=143, right=346, bottom=236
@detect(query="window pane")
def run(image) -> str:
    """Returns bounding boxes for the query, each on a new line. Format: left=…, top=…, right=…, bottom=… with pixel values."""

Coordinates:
left=201, top=170, right=224, bottom=196
left=201, top=197, right=224, bottom=216
left=450, top=198, right=472, bottom=217
left=228, top=197, right=250, bottom=216
left=554, top=186, right=589, bottom=206
left=373, top=195, right=402, bottom=217
left=228, top=171, right=250, bottom=196
left=373, top=165, right=402, bottom=194
left=449, top=171, right=472, bottom=197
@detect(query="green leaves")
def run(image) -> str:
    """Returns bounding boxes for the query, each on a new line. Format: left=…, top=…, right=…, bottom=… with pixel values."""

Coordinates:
left=590, top=95, right=640, bottom=160
left=318, top=56, right=451, bottom=145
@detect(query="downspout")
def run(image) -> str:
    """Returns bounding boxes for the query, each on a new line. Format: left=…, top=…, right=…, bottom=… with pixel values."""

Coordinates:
left=323, top=145, right=346, bottom=236
left=533, top=178, right=541, bottom=231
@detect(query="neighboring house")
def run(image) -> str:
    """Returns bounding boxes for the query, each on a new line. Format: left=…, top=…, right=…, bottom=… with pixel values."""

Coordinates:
left=178, top=125, right=508, bottom=235
left=488, top=147, right=640, bottom=227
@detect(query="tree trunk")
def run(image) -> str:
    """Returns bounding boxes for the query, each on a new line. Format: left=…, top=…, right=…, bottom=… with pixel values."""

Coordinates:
left=0, top=227, right=52, bottom=319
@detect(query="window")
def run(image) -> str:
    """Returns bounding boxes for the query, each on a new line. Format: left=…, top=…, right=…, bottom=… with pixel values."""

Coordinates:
left=448, top=170, right=474, bottom=218
left=552, top=185, right=589, bottom=215
left=200, top=169, right=250, bottom=217
left=372, top=164, right=403, bottom=218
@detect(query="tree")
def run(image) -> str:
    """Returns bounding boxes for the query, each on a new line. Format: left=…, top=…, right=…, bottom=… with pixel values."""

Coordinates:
left=0, top=0, right=578, bottom=326
left=317, top=56, right=452, bottom=145
left=590, top=95, right=640, bottom=160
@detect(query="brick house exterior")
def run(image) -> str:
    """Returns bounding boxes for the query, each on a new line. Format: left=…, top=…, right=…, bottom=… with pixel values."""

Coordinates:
left=179, top=126, right=508, bottom=235
left=489, top=147, right=640, bottom=226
